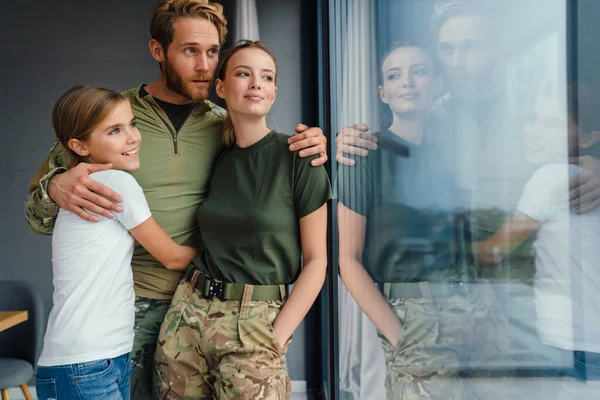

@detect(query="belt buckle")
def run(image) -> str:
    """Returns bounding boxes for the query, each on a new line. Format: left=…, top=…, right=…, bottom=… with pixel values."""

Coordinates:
left=206, top=277, right=226, bottom=301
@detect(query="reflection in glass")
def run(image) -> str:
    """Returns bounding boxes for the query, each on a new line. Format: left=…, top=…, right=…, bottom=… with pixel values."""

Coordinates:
left=332, top=0, right=600, bottom=398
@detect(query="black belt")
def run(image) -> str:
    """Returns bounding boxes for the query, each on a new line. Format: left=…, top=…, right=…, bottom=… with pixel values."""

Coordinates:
left=183, top=267, right=287, bottom=301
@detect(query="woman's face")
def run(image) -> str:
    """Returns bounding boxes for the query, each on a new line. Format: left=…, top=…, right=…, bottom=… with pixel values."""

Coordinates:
left=216, top=47, right=277, bottom=119
left=379, top=46, right=440, bottom=116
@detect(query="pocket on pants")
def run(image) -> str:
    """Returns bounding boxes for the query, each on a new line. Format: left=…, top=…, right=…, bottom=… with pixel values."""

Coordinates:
left=264, top=308, right=293, bottom=356
left=75, top=358, right=122, bottom=399
left=239, top=301, right=285, bottom=358
left=158, top=281, right=194, bottom=345
left=36, top=377, right=58, bottom=400
left=153, top=364, right=171, bottom=400
left=233, top=369, right=292, bottom=400
left=75, top=358, right=113, bottom=381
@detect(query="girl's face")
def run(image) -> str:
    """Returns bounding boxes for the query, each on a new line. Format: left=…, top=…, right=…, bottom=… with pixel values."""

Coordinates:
left=216, top=47, right=277, bottom=119
left=70, top=100, right=142, bottom=171
left=523, top=95, right=573, bottom=165
left=379, top=47, right=440, bottom=116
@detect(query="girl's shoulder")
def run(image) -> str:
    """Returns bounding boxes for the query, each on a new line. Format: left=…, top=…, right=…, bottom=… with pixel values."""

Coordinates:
left=89, top=169, right=141, bottom=193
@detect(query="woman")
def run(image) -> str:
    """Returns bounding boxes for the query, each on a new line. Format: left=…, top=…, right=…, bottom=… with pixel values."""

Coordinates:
left=35, top=85, right=199, bottom=400
left=154, top=41, right=331, bottom=399
left=336, top=43, right=474, bottom=399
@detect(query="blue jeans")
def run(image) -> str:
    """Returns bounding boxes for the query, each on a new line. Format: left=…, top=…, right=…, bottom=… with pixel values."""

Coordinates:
left=36, top=353, right=131, bottom=400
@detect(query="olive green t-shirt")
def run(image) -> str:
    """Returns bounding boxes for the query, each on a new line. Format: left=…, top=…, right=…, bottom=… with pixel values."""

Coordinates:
left=196, top=131, right=332, bottom=285
left=337, top=129, right=465, bottom=283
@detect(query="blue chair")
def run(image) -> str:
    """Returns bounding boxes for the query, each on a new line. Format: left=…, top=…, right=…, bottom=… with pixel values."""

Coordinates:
left=0, top=281, right=44, bottom=400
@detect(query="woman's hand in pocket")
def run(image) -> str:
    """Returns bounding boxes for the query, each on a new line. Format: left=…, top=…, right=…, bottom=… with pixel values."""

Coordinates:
left=273, top=325, right=290, bottom=351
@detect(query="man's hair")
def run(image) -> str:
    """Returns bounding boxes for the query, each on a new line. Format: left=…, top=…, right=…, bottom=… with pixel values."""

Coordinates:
left=52, top=85, right=126, bottom=166
left=150, top=0, right=228, bottom=51
left=216, top=40, right=278, bottom=147
left=430, top=0, right=494, bottom=39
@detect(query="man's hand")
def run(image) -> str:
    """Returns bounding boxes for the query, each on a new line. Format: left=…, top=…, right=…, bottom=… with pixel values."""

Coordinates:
left=287, top=124, right=328, bottom=166
left=335, top=123, right=378, bottom=166
left=48, top=163, right=123, bottom=222
left=569, top=155, right=600, bottom=214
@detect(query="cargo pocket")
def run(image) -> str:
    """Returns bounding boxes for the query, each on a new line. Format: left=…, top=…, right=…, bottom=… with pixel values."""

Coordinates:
left=232, top=369, right=292, bottom=400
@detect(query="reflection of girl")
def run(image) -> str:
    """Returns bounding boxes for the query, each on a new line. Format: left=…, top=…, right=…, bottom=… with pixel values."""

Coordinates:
left=154, top=41, right=331, bottom=399
left=337, top=43, right=470, bottom=399
left=477, top=87, right=600, bottom=378
left=35, top=86, right=198, bottom=400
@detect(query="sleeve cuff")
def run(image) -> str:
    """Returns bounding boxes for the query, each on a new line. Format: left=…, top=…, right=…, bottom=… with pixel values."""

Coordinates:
left=39, top=167, right=68, bottom=203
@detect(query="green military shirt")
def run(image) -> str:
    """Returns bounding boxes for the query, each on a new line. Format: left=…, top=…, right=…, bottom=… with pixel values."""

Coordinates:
left=24, top=85, right=226, bottom=299
left=336, top=130, right=470, bottom=283
left=196, top=131, right=331, bottom=285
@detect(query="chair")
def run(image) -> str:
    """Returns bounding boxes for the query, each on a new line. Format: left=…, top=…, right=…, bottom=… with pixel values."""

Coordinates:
left=0, top=281, right=45, bottom=400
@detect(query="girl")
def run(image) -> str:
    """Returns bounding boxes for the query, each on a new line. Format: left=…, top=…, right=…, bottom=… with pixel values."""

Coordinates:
left=154, top=41, right=331, bottom=399
left=476, top=84, right=600, bottom=379
left=336, top=43, right=472, bottom=399
left=35, top=85, right=199, bottom=400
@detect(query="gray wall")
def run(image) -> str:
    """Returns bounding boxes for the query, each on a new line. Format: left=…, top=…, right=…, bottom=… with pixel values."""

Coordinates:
left=1, top=0, right=317, bottom=383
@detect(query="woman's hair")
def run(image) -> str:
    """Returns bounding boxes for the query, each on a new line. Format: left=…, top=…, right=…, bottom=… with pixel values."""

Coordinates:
left=52, top=85, right=127, bottom=166
left=216, top=40, right=278, bottom=147
left=150, top=0, right=228, bottom=50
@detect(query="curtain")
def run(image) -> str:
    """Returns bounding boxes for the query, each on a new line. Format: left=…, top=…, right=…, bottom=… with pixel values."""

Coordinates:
left=233, top=0, right=260, bottom=42
left=329, top=0, right=386, bottom=399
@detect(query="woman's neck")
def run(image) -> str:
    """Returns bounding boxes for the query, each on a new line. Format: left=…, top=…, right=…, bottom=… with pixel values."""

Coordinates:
left=388, top=113, right=426, bottom=145
left=230, top=113, right=271, bottom=148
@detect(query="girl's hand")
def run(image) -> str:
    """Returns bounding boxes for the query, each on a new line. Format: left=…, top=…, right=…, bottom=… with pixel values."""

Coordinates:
left=476, top=241, right=503, bottom=264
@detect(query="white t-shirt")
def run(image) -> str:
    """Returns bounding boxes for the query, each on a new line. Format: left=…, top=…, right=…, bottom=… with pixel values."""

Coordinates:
left=517, top=163, right=600, bottom=352
left=38, top=170, right=151, bottom=366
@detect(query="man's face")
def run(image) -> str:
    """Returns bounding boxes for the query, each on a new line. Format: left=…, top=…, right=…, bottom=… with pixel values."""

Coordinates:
left=437, top=14, right=493, bottom=100
left=163, top=17, right=220, bottom=102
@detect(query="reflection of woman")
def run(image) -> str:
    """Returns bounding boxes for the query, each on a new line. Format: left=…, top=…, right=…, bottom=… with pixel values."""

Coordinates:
left=154, top=41, right=331, bottom=399
left=337, top=43, right=472, bottom=399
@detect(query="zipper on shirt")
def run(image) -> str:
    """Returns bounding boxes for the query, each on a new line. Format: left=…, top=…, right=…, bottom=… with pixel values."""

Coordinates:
left=143, top=98, right=199, bottom=155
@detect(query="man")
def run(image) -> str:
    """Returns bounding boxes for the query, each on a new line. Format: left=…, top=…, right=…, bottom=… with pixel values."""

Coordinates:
left=25, top=1, right=327, bottom=399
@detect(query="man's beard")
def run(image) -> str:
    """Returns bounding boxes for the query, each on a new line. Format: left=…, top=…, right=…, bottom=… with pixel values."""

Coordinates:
left=164, top=57, right=211, bottom=103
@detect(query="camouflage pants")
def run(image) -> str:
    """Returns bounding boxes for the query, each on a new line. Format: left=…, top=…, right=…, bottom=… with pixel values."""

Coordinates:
left=132, top=297, right=172, bottom=400
left=378, top=281, right=508, bottom=400
left=154, top=280, right=292, bottom=399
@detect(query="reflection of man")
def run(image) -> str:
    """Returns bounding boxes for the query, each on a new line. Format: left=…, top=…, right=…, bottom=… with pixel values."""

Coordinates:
left=23, top=1, right=327, bottom=399
left=429, top=0, right=538, bottom=281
